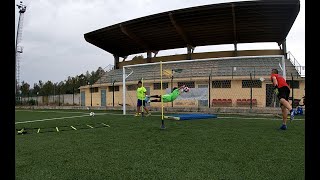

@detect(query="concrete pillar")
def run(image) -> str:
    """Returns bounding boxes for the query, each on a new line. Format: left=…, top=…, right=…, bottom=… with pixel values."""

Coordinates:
left=114, top=54, right=119, bottom=69
left=147, top=51, right=152, bottom=63
left=282, top=39, right=287, bottom=59
left=187, top=45, right=192, bottom=60
left=234, top=42, right=238, bottom=56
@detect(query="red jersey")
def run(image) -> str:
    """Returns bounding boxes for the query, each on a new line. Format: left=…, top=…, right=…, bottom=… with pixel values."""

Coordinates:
left=270, top=74, right=289, bottom=88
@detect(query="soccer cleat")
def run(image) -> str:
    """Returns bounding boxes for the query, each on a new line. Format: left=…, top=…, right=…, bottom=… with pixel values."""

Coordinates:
left=290, top=109, right=295, bottom=122
left=145, top=113, right=151, bottom=117
left=280, top=124, right=287, bottom=130
left=134, top=113, right=140, bottom=117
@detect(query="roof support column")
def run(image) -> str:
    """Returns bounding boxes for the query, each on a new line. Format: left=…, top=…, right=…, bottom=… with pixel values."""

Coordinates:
left=113, top=54, right=119, bottom=69
left=187, top=45, right=193, bottom=60
left=232, top=3, right=237, bottom=57
left=147, top=51, right=152, bottom=63
left=234, top=42, right=238, bottom=56
left=282, top=39, right=287, bottom=59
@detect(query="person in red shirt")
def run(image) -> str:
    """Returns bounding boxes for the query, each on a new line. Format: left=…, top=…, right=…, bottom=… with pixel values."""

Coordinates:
left=270, top=69, right=295, bottom=130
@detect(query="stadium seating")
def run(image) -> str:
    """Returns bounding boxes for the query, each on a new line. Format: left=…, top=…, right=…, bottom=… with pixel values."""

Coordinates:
left=211, top=98, right=232, bottom=107
left=97, top=57, right=301, bottom=84
left=236, top=99, right=257, bottom=106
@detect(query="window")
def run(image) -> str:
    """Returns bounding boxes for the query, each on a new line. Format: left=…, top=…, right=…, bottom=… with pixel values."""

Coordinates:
left=242, top=80, right=262, bottom=88
left=127, top=84, right=137, bottom=91
left=212, top=80, right=231, bottom=88
left=153, top=83, right=168, bottom=90
left=109, top=86, right=119, bottom=92
left=90, top=87, right=99, bottom=93
left=178, top=81, right=195, bottom=88
left=286, top=80, right=299, bottom=89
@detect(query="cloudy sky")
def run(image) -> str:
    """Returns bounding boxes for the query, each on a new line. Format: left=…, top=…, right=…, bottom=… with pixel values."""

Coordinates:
left=15, top=0, right=305, bottom=86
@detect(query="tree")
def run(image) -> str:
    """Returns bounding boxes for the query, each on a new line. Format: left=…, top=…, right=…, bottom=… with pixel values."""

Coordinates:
left=20, top=81, right=30, bottom=97
left=33, top=83, right=41, bottom=96
left=42, top=81, right=54, bottom=96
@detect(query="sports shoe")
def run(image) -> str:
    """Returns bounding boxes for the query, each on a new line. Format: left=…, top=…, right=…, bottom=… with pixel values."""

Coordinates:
left=280, top=124, right=287, bottom=130
left=290, top=109, right=295, bottom=122
left=134, top=113, right=140, bottom=117
left=145, top=113, right=151, bottom=117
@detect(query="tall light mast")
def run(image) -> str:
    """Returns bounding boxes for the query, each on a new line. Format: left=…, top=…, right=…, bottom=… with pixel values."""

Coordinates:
left=16, top=1, right=27, bottom=99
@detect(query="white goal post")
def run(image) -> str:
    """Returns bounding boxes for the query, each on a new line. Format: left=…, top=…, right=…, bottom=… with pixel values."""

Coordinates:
left=122, top=55, right=286, bottom=115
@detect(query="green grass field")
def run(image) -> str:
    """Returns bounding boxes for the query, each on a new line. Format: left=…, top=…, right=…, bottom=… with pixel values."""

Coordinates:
left=15, top=109, right=305, bottom=180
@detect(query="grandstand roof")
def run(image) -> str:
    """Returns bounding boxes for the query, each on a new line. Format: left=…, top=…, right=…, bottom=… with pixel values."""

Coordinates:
left=84, top=0, right=300, bottom=57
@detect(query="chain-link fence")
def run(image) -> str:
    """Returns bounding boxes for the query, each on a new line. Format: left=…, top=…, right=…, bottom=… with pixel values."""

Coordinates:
left=111, top=56, right=305, bottom=112
left=25, top=56, right=305, bottom=113
left=17, top=94, right=81, bottom=106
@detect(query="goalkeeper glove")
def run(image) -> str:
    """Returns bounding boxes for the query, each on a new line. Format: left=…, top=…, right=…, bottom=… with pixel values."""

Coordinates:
left=273, top=85, right=279, bottom=95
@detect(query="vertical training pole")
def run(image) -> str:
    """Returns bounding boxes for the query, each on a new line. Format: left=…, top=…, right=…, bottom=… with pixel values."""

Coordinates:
left=141, top=78, right=144, bottom=117
left=291, top=73, right=294, bottom=108
left=250, top=73, right=253, bottom=109
left=208, top=74, right=211, bottom=108
left=122, top=67, right=126, bottom=115
left=160, top=61, right=165, bottom=129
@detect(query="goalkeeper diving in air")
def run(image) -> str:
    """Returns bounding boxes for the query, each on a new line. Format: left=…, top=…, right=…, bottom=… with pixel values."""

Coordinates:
left=146, top=85, right=189, bottom=103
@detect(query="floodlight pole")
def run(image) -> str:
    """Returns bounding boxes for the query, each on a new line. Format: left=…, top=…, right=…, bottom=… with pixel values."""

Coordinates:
left=15, top=1, right=27, bottom=101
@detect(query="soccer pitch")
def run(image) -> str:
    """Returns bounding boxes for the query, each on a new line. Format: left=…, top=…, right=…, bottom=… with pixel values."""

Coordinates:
left=15, top=109, right=305, bottom=179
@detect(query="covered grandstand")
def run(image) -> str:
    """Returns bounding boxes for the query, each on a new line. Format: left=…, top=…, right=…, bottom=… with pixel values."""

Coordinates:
left=81, top=0, right=304, bottom=112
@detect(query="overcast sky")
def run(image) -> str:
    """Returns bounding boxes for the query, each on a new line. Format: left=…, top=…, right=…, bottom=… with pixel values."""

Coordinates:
left=15, top=0, right=305, bottom=86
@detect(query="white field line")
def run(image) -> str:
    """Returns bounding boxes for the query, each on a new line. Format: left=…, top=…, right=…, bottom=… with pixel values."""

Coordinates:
left=15, top=114, right=89, bottom=124
left=16, top=110, right=87, bottom=114
left=15, top=112, right=123, bottom=125
left=15, top=111, right=305, bottom=125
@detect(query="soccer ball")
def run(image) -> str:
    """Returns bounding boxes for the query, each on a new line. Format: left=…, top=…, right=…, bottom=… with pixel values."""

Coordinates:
left=89, top=112, right=95, bottom=117
left=183, top=87, right=190, bottom=92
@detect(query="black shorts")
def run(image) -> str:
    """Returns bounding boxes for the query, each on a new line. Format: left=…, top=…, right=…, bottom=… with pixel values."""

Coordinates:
left=277, top=86, right=290, bottom=101
left=137, top=99, right=146, bottom=106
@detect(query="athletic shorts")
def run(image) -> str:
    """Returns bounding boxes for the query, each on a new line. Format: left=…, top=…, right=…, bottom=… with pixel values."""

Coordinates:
left=137, top=99, right=146, bottom=106
left=277, top=86, right=290, bottom=101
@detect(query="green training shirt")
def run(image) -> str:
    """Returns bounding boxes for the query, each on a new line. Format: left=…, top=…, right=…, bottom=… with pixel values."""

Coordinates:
left=137, top=87, right=146, bottom=100
left=162, top=89, right=180, bottom=102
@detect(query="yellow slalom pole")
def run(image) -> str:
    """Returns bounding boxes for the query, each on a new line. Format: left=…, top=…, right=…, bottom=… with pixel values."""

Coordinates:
left=160, top=61, right=165, bottom=129
left=160, top=62, right=163, bottom=119
left=141, top=77, right=144, bottom=117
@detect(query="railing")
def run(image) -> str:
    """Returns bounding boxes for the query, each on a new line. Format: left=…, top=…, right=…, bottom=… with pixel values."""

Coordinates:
left=287, top=51, right=305, bottom=77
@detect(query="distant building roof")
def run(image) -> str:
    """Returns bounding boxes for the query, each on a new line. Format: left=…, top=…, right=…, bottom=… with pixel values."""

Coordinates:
left=84, top=0, right=300, bottom=57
